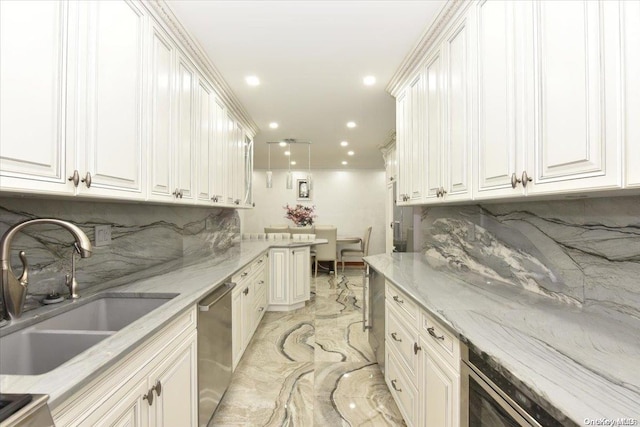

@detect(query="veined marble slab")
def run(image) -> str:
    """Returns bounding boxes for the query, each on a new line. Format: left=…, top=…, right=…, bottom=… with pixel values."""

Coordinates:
left=365, top=252, right=640, bottom=425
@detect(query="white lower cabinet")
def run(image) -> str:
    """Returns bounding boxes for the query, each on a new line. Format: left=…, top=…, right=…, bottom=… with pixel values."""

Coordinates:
left=231, top=254, right=267, bottom=370
left=268, top=247, right=311, bottom=311
left=53, top=308, right=197, bottom=427
left=385, top=282, right=461, bottom=427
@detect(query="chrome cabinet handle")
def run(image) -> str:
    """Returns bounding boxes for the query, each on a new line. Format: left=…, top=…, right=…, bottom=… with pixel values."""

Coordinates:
left=154, top=380, right=162, bottom=396
left=258, top=306, right=264, bottom=312
left=81, top=172, right=92, bottom=188
left=234, top=199, right=240, bottom=205
left=414, top=342, right=422, bottom=354
left=427, top=326, right=445, bottom=341
left=441, top=187, right=447, bottom=196
left=521, top=171, right=532, bottom=188
left=393, top=295, right=404, bottom=304
left=68, top=170, right=80, bottom=187
left=243, top=287, right=249, bottom=295
left=143, top=388, right=154, bottom=405
left=241, top=272, right=249, bottom=278
left=391, top=379, right=402, bottom=392
left=173, top=188, right=180, bottom=198
left=510, top=173, right=522, bottom=189
left=391, top=332, right=402, bottom=342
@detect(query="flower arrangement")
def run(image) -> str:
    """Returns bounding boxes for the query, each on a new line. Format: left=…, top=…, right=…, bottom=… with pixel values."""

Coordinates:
left=284, top=204, right=317, bottom=227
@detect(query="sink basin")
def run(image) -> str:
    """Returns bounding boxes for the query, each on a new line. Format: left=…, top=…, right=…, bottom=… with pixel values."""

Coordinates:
left=33, top=297, right=173, bottom=331
left=0, top=294, right=175, bottom=375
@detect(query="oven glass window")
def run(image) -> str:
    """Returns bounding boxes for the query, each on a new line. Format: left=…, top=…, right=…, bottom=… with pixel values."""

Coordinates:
left=469, top=376, right=523, bottom=427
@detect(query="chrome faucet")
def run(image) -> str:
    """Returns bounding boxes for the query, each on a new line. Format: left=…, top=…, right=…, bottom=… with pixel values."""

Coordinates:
left=1, top=219, right=92, bottom=320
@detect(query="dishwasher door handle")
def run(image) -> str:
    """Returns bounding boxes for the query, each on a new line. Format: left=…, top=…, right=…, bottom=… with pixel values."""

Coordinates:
left=198, top=282, right=236, bottom=311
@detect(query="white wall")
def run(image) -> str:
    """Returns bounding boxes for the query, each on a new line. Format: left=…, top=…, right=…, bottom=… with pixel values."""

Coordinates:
left=243, top=169, right=387, bottom=256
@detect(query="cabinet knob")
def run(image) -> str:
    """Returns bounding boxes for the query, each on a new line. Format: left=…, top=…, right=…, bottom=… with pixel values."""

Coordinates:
left=510, top=173, right=522, bottom=189
left=154, top=380, right=162, bottom=396
left=413, top=342, right=422, bottom=355
left=391, top=379, right=402, bottom=392
left=234, top=199, right=240, bottom=205
left=258, top=306, right=264, bottom=312
left=81, top=172, right=92, bottom=188
left=521, top=171, right=532, bottom=188
left=179, top=190, right=184, bottom=198
left=441, top=187, right=447, bottom=196
left=243, top=287, right=249, bottom=295
left=143, top=389, right=154, bottom=405
left=211, top=196, right=218, bottom=202
left=393, top=295, right=404, bottom=304
left=173, top=188, right=180, bottom=198
left=391, top=332, right=402, bottom=342
left=68, top=170, right=80, bottom=187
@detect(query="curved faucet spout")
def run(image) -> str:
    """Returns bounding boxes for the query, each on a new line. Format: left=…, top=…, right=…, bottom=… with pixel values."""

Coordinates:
left=1, top=219, right=93, bottom=320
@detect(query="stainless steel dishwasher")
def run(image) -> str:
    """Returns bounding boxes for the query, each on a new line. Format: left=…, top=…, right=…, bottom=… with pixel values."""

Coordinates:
left=198, top=280, right=235, bottom=427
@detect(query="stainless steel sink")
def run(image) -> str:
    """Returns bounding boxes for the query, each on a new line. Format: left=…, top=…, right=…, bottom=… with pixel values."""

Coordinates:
left=0, top=294, right=175, bottom=376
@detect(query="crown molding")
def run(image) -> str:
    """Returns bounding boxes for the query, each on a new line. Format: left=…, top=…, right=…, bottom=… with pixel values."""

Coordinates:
left=146, top=0, right=259, bottom=137
left=386, top=0, right=469, bottom=97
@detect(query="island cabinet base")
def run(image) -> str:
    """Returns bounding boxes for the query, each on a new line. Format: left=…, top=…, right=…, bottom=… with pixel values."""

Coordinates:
left=52, top=307, right=198, bottom=427
left=267, top=247, right=311, bottom=311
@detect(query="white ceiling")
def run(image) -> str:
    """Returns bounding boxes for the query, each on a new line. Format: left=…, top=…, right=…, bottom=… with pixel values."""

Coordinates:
left=167, top=0, right=445, bottom=170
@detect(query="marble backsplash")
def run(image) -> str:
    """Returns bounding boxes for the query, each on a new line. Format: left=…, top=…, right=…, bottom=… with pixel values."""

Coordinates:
left=0, top=197, right=240, bottom=300
left=420, top=196, right=640, bottom=320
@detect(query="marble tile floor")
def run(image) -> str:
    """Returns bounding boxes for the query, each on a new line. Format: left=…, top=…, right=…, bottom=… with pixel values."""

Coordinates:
left=211, top=270, right=406, bottom=426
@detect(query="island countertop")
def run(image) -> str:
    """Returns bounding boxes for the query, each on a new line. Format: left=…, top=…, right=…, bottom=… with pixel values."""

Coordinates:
left=0, top=239, right=325, bottom=409
left=364, top=252, right=640, bottom=425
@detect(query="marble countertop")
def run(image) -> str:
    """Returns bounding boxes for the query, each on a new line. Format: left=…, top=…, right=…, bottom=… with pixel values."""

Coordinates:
left=0, top=239, right=325, bottom=409
left=364, top=252, right=640, bottom=425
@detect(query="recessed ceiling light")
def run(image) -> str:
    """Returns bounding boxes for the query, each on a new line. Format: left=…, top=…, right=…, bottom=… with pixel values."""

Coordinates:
left=284, top=151, right=290, bottom=156
left=245, top=75, right=260, bottom=86
left=348, top=151, right=354, bottom=156
left=269, top=122, right=279, bottom=129
left=342, top=161, right=348, bottom=165
left=363, top=76, right=376, bottom=86
left=346, top=121, right=356, bottom=128
left=279, top=141, right=287, bottom=147
left=290, top=161, right=296, bottom=165
left=340, top=141, right=349, bottom=147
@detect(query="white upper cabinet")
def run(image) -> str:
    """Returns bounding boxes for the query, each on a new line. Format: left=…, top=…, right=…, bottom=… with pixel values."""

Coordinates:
left=196, top=79, right=213, bottom=203
left=174, top=54, right=196, bottom=202
left=442, top=16, right=472, bottom=201
left=211, top=98, right=228, bottom=204
left=623, top=1, right=640, bottom=188
left=525, top=0, right=622, bottom=195
left=473, top=0, right=526, bottom=199
left=0, top=0, right=72, bottom=195
left=73, top=0, right=146, bottom=198
left=424, top=51, right=444, bottom=203
left=395, top=91, right=410, bottom=204
left=408, top=74, right=424, bottom=202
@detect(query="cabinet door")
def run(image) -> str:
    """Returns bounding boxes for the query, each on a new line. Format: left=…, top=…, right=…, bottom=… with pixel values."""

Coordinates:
left=421, top=339, right=460, bottom=427
left=0, top=0, right=73, bottom=195
left=526, top=0, right=621, bottom=194
left=196, top=78, right=213, bottom=203
left=474, top=0, right=525, bottom=199
left=226, top=117, right=238, bottom=204
left=147, top=22, right=175, bottom=201
left=149, top=332, right=198, bottom=427
left=395, top=91, right=410, bottom=204
left=623, top=1, right=640, bottom=188
left=75, top=0, right=145, bottom=198
left=242, top=135, right=254, bottom=207
left=408, top=74, right=424, bottom=202
left=80, top=378, right=150, bottom=427
left=443, top=16, right=472, bottom=201
left=175, top=54, right=196, bottom=202
left=268, top=248, right=289, bottom=305
left=291, top=247, right=310, bottom=304
left=424, top=49, right=444, bottom=202
left=211, top=98, right=227, bottom=204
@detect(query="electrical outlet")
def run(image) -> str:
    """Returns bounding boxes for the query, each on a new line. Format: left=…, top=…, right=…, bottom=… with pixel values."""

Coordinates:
left=94, top=225, right=112, bottom=247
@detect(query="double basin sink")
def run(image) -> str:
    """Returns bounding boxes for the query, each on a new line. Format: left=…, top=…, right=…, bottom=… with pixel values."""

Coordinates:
left=0, top=294, right=176, bottom=376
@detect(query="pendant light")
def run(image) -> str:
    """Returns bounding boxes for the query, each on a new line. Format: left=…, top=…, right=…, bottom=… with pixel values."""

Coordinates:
left=286, top=141, right=293, bottom=189
left=266, top=143, right=273, bottom=188
left=307, top=143, right=312, bottom=190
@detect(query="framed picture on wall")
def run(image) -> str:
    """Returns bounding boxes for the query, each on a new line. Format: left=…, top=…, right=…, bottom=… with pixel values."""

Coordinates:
left=297, top=179, right=311, bottom=200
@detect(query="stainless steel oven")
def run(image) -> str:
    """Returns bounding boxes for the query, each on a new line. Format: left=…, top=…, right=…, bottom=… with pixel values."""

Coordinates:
left=462, top=348, right=567, bottom=427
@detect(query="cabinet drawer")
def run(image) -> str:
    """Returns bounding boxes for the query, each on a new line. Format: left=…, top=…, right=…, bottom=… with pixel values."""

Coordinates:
left=386, top=281, right=419, bottom=328
left=386, top=346, right=418, bottom=427
left=386, top=304, right=419, bottom=382
left=420, top=311, right=460, bottom=372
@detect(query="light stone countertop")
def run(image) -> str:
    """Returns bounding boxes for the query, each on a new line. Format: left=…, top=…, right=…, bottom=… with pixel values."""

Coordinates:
left=364, top=252, right=640, bottom=426
left=0, top=239, right=326, bottom=409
